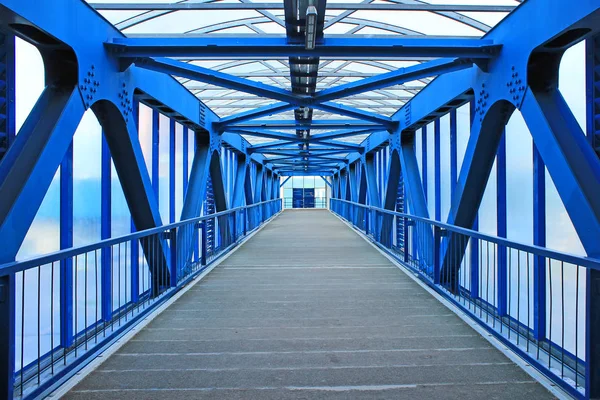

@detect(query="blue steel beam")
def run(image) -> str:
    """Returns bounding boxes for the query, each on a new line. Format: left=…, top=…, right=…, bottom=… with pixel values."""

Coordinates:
left=217, top=102, right=296, bottom=128
left=320, top=176, right=333, bottom=189
left=312, top=128, right=377, bottom=140
left=348, top=163, right=358, bottom=202
left=106, top=36, right=502, bottom=59
left=250, top=140, right=299, bottom=150
left=0, top=31, right=16, bottom=400
left=251, top=141, right=362, bottom=152
left=133, top=57, right=301, bottom=105
left=280, top=170, right=335, bottom=176
left=225, top=129, right=300, bottom=142
left=0, top=88, right=84, bottom=262
left=230, top=120, right=386, bottom=130
left=522, top=88, right=600, bottom=257
left=364, top=154, right=381, bottom=208
left=315, top=58, right=475, bottom=104
left=380, top=149, right=402, bottom=247
left=133, top=60, right=397, bottom=126
left=231, top=154, right=248, bottom=208
left=280, top=176, right=292, bottom=187
left=346, top=131, right=391, bottom=165
left=312, top=103, right=397, bottom=128
left=0, top=32, right=14, bottom=162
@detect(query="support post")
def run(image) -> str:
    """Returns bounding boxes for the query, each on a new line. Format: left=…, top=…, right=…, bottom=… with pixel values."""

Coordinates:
left=434, top=119, right=441, bottom=221
left=0, top=32, right=15, bottom=400
left=200, top=221, right=207, bottom=266
left=169, top=228, right=177, bottom=287
left=587, top=33, right=600, bottom=397
left=433, top=226, right=442, bottom=284
left=533, top=145, right=546, bottom=340
left=60, top=143, right=74, bottom=346
left=169, top=119, right=176, bottom=223
left=100, top=136, right=112, bottom=321
left=497, top=132, right=507, bottom=316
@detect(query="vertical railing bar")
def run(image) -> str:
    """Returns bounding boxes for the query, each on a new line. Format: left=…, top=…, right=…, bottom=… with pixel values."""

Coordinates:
left=486, top=241, right=490, bottom=324
left=51, top=261, right=55, bottom=374
left=518, top=250, right=521, bottom=348
left=510, top=248, right=514, bottom=340
left=124, top=242, right=128, bottom=321
left=548, top=257, right=553, bottom=370
left=493, top=243, right=497, bottom=330
left=561, top=260, right=565, bottom=379
left=94, top=250, right=98, bottom=344
left=519, top=252, right=528, bottom=359
left=74, top=254, right=78, bottom=358
left=37, top=265, right=41, bottom=385
left=576, top=265, right=580, bottom=388
left=117, top=242, right=121, bottom=327
left=479, top=239, right=483, bottom=319
left=21, top=270, right=25, bottom=394
left=84, top=252, right=88, bottom=350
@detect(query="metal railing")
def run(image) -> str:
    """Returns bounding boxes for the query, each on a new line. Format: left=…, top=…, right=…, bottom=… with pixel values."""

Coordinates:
left=331, top=198, right=596, bottom=399
left=283, top=197, right=327, bottom=209
left=0, top=198, right=282, bottom=399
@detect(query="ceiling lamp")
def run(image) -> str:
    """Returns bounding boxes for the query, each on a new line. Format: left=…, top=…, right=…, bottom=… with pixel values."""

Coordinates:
left=305, top=5, right=317, bottom=50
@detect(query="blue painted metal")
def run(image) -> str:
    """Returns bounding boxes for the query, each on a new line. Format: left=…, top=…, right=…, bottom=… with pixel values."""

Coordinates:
left=533, top=144, right=546, bottom=341
left=134, top=57, right=300, bottom=105
left=332, top=198, right=591, bottom=400
left=229, top=120, right=387, bottom=131
left=312, top=102, right=397, bottom=127
left=421, top=126, right=428, bottom=203
left=450, top=110, right=458, bottom=202
left=0, top=87, right=86, bottom=262
left=60, top=143, right=74, bottom=347
left=100, top=136, right=112, bottom=322
left=587, top=33, right=600, bottom=398
left=217, top=102, right=296, bottom=128
left=316, top=58, right=474, bottom=104
left=169, top=119, right=176, bottom=223
left=496, top=132, right=507, bottom=316
left=131, top=102, right=140, bottom=304
left=183, top=127, right=189, bottom=196
left=523, top=87, right=600, bottom=257
left=232, top=155, right=248, bottom=208
left=434, top=120, right=441, bottom=221
left=0, top=31, right=15, bottom=400
left=1, top=0, right=600, bottom=396
left=152, top=110, right=160, bottom=198
left=364, top=154, right=381, bottom=208
left=107, top=36, right=501, bottom=59
left=0, top=32, right=14, bottom=162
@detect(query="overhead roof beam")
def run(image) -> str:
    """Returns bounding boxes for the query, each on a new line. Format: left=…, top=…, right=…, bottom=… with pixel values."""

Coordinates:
left=312, top=102, right=397, bottom=128
left=132, top=57, right=302, bottom=105
left=217, top=102, right=297, bottom=127
left=229, top=120, right=386, bottom=130
left=92, top=3, right=515, bottom=12
left=313, top=57, right=474, bottom=103
left=107, top=36, right=501, bottom=59
left=224, top=128, right=300, bottom=141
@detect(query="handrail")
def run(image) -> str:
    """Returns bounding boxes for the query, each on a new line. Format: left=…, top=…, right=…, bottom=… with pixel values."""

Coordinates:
left=332, top=198, right=600, bottom=270
left=7, top=197, right=283, bottom=399
left=331, top=197, right=588, bottom=398
left=0, top=199, right=281, bottom=275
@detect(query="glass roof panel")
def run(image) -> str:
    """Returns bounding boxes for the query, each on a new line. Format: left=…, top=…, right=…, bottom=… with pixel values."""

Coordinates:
left=87, top=0, right=522, bottom=171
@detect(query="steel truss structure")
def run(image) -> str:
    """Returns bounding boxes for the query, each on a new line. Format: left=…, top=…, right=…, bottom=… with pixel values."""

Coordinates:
left=1, top=0, right=600, bottom=398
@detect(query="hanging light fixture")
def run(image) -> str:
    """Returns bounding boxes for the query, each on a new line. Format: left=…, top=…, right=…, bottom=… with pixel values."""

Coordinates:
left=305, top=5, right=317, bottom=50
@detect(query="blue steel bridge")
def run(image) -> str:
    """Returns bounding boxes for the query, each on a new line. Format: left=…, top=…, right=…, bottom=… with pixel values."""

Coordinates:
left=0, top=0, right=599, bottom=399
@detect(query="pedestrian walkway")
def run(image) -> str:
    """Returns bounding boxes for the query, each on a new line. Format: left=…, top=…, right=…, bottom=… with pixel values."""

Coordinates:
left=65, top=210, right=553, bottom=399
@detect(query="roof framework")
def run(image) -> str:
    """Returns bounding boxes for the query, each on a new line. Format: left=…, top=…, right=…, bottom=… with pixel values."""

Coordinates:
left=89, top=0, right=520, bottom=174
